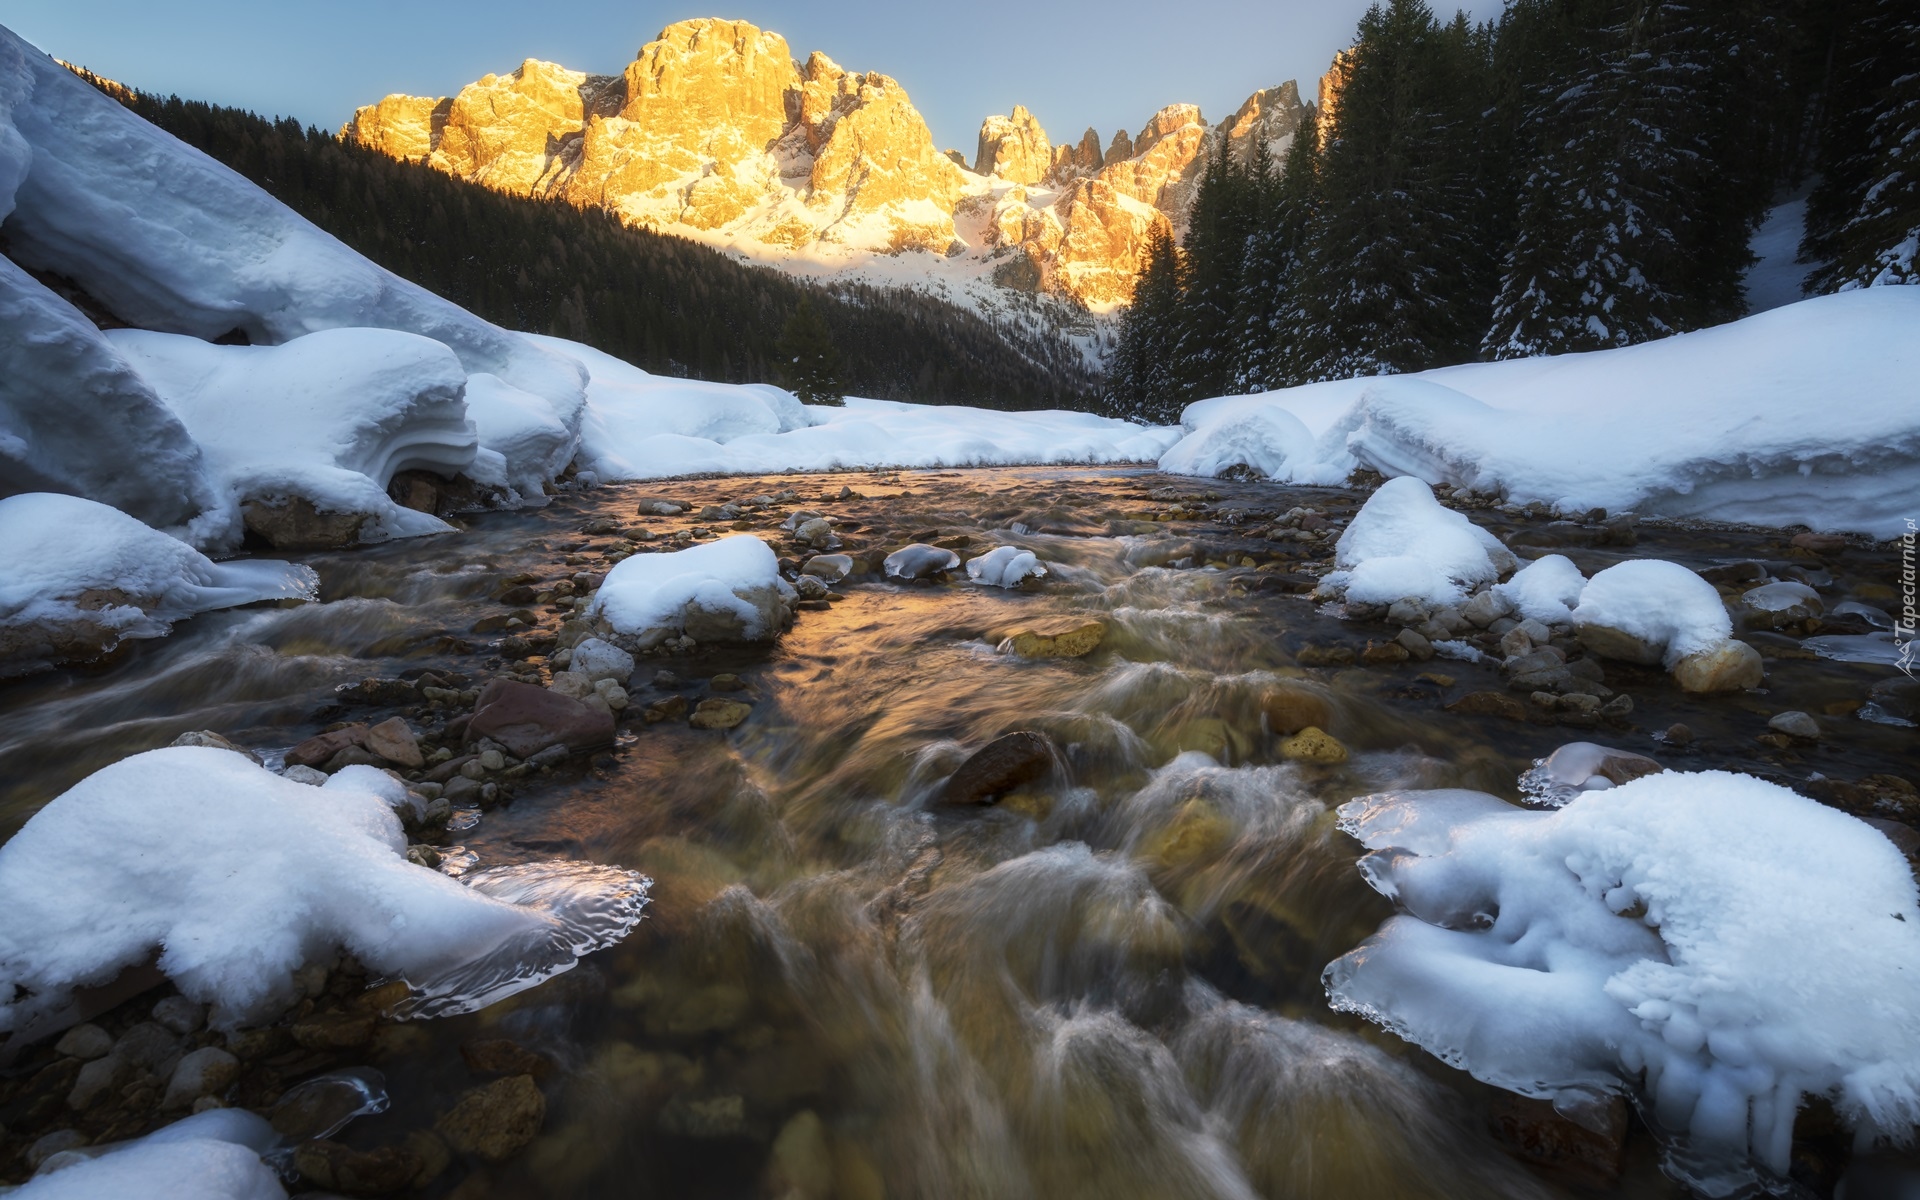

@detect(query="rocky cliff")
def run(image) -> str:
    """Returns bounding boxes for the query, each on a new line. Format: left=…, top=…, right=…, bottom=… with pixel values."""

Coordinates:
left=343, top=19, right=1306, bottom=308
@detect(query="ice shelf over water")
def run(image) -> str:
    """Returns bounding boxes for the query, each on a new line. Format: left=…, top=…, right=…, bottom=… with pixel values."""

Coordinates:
left=1326, top=770, right=1920, bottom=1192
left=1162, top=289, right=1920, bottom=539
left=0, top=747, right=648, bottom=1034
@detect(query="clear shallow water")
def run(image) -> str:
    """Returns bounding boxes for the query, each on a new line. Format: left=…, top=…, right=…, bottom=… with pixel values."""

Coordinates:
left=1, top=467, right=1915, bottom=1198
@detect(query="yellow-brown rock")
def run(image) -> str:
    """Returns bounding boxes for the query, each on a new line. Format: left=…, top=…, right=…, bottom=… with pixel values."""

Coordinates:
left=1278, top=726, right=1348, bottom=765
left=1001, top=619, right=1107, bottom=659
left=975, top=105, right=1052, bottom=184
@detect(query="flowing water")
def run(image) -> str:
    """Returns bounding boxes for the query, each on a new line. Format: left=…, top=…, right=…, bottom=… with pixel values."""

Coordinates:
left=1, top=467, right=1914, bottom=1199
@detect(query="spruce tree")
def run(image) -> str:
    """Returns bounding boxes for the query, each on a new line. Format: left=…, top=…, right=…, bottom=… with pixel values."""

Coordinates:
left=1108, top=226, right=1186, bottom=423
left=1486, top=0, right=1780, bottom=358
left=1172, top=143, right=1254, bottom=400
left=1804, top=0, right=1920, bottom=290
left=1290, top=0, right=1496, bottom=380
left=776, top=297, right=846, bottom=405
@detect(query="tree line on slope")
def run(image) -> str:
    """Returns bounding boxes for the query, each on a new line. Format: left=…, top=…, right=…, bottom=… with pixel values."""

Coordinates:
left=77, top=75, right=1101, bottom=412
left=1109, top=0, right=1919, bottom=424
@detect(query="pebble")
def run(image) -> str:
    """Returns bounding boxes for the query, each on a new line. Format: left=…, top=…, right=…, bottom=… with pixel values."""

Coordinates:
left=1661, top=723, right=1695, bottom=746
left=1262, top=685, right=1332, bottom=736
left=162, top=1046, right=239, bottom=1111
left=689, top=698, right=753, bottom=730
left=282, top=764, right=330, bottom=786
left=1278, top=726, right=1349, bottom=765
left=435, top=1074, right=547, bottom=1162
left=54, top=1023, right=113, bottom=1061
left=1397, top=629, right=1437, bottom=662
left=151, top=995, right=206, bottom=1035
left=1768, top=710, right=1821, bottom=740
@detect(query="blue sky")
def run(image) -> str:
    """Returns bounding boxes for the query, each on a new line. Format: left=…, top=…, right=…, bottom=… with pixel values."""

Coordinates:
left=7, top=0, right=1496, bottom=152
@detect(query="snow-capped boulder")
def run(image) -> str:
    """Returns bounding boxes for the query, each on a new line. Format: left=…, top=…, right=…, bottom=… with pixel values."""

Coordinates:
left=0, top=746, right=648, bottom=1036
left=0, top=493, right=316, bottom=676
left=1319, top=477, right=1516, bottom=608
left=1493, top=554, right=1586, bottom=627
left=105, top=328, right=476, bottom=547
left=460, top=372, right=576, bottom=500
left=0, top=258, right=220, bottom=535
left=587, top=535, right=795, bottom=651
left=1327, top=771, right=1920, bottom=1191
left=12, top=1108, right=285, bottom=1198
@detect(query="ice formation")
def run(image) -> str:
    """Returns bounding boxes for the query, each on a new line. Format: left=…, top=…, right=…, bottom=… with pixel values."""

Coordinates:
left=1318, top=477, right=1517, bottom=607
left=588, top=534, right=792, bottom=646
left=967, top=545, right=1047, bottom=588
left=1572, top=559, right=1732, bottom=667
left=0, top=493, right=316, bottom=675
left=1494, top=553, right=1587, bottom=625
left=1325, top=770, right=1920, bottom=1190
left=0, top=747, right=648, bottom=1034
left=15, top=1109, right=285, bottom=1199
left=885, top=543, right=962, bottom=581
left=104, top=328, right=475, bottom=543
left=1161, top=289, right=1920, bottom=538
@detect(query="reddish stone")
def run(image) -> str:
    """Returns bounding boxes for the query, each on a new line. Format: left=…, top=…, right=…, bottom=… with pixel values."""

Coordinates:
left=286, top=725, right=370, bottom=769
left=938, top=732, right=1055, bottom=804
left=466, top=680, right=613, bottom=758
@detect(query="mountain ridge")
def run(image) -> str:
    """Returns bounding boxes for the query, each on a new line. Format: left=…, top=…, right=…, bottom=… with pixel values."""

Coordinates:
left=343, top=18, right=1307, bottom=310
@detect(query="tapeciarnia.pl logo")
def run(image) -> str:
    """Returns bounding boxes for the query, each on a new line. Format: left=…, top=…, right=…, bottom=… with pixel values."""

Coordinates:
left=1899, top=517, right=1917, bottom=679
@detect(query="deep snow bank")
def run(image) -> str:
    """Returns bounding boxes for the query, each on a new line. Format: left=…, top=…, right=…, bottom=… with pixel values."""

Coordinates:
left=0, top=258, right=219, bottom=534
left=0, top=493, right=316, bottom=676
left=1162, top=290, right=1920, bottom=539
left=1327, top=770, right=1920, bottom=1191
left=0, top=29, right=585, bottom=418
left=0, top=747, right=649, bottom=1033
left=537, top=333, right=1180, bottom=480
left=0, top=26, right=585, bottom=536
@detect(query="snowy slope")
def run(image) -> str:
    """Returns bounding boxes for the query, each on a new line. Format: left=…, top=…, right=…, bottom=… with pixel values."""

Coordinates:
left=1162, top=290, right=1920, bottom=538
left=0, top=26, right=586, bottom=544
left=538, top=334, right=1180, bottom=479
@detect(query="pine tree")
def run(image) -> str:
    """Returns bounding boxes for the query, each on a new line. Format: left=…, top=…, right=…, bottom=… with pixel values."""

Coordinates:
left=776, top=297, right=846, bottom=405
left=1172, top=142, right=1254, bottom=400
left=1108, top=226, right=1185, bottom=423
left=1289, top=0, right=1496, bottom=381
left=1804, top=0, right=1920, bottom=290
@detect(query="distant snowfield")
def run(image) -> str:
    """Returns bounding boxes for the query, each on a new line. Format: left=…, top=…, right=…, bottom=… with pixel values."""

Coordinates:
left=1161, top=289, right=1920, bottom=539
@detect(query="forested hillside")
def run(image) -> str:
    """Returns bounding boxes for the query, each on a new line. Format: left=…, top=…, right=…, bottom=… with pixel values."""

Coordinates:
left=1111, top=0, right=1920, bottom=422
left=76, top=73, right=1101, bottom=411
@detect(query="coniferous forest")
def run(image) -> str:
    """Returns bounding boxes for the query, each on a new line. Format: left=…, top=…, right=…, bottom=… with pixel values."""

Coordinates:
left=1109, top=0, right=1920, bottom=424
left=78, top=76, right=1101, bottom=412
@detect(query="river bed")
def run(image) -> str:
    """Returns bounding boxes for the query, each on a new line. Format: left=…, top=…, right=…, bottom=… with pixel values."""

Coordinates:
left=1, top=466, right=1914, bottom=1199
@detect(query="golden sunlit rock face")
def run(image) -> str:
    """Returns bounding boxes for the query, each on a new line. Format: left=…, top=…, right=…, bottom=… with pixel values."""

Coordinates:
left=340, top=18, right=1306, bottom=308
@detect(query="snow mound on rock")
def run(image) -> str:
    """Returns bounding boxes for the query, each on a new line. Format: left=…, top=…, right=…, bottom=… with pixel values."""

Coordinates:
left=588, top=534, right=793, bottom=648
left=1574, top=559, right=1731, bottom=668
left=105, top=328, right=475, bottom=543
left=0, top=747, right=648, bottom=1033
left=1326, top=771, right=1920, bottom=1191
left=16, top=1109, right=284, bottom=1199
left=0, top=493, right=316, bottom=675
left=1320, top=477, right=1516, bottom=607
left=1162, top=289, right=1920, bottom=539
left=1495, top=553, right=1587, bottom=625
